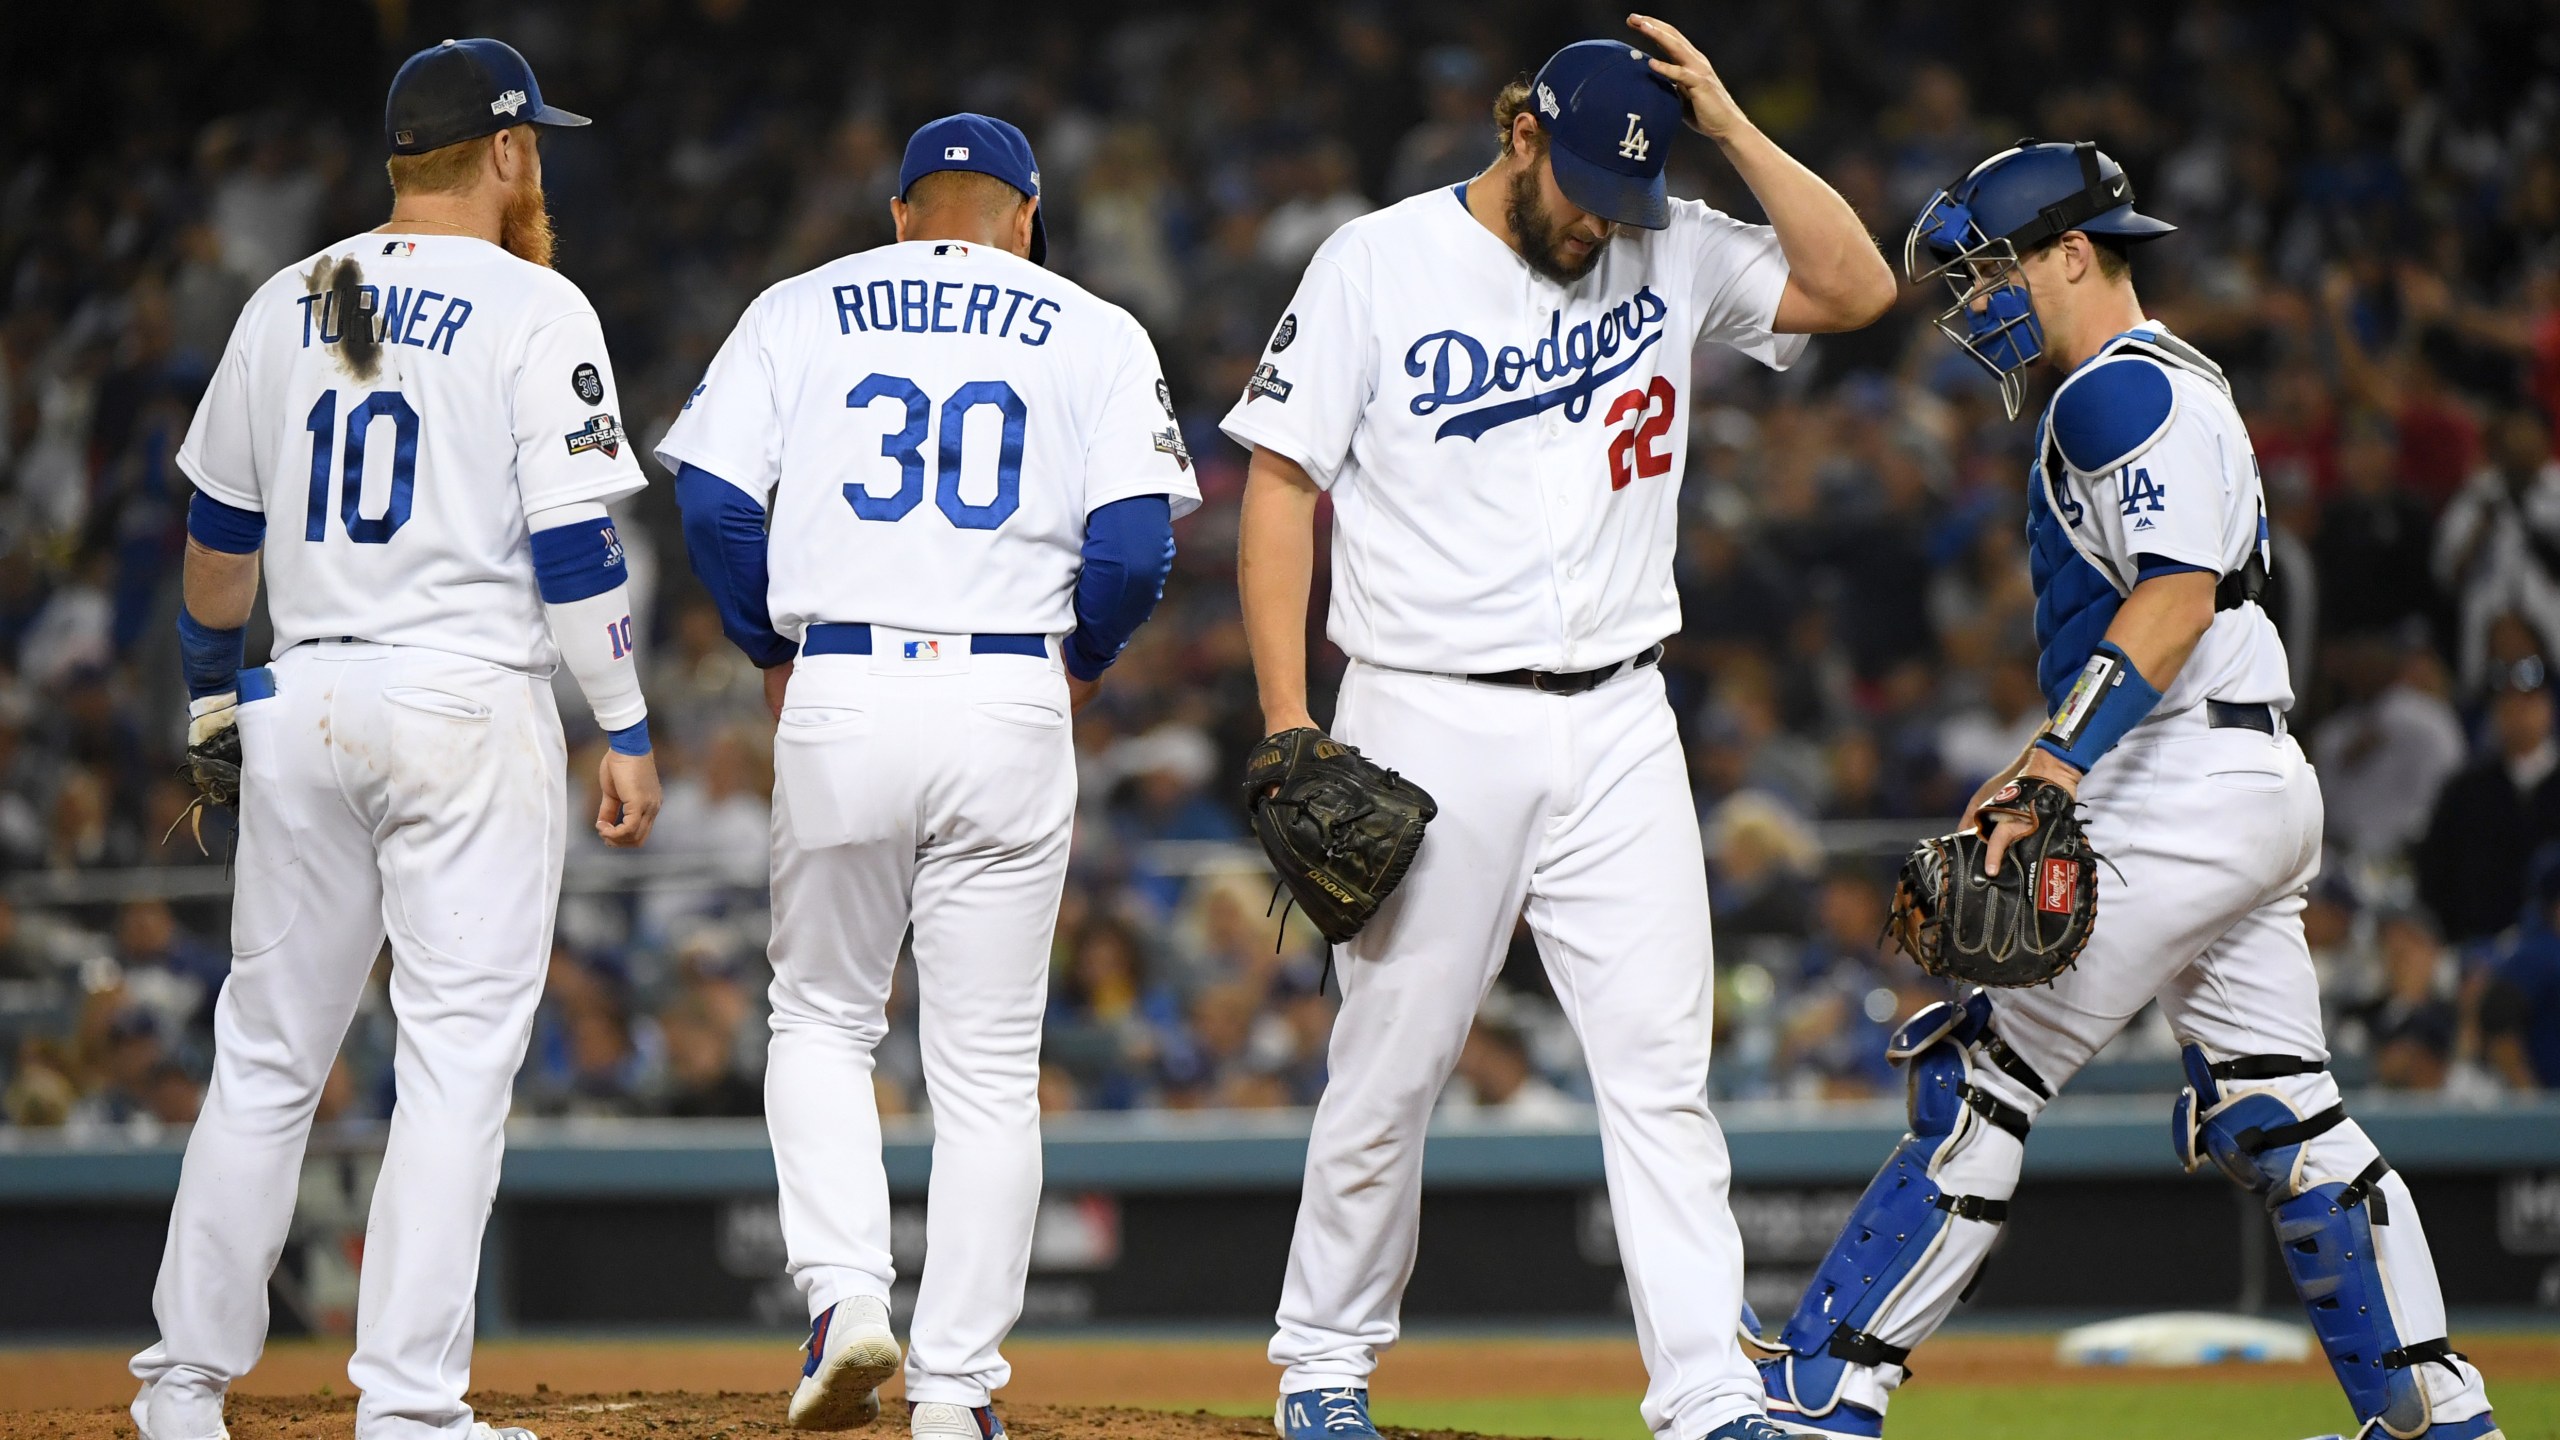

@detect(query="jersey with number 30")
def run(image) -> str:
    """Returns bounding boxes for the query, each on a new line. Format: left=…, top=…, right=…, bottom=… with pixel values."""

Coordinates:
left=177, top=232, right=646, bottom=675
left=1219, top=187, right=1803, bottom=676
left=656, top=240, right=1200, bottom=642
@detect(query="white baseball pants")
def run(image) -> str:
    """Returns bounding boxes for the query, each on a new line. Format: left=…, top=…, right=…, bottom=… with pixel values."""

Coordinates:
left=1273, top=659, right=1760, bottom=1440
left=762, top=638, right=1075, bottom=1407
left=131, top=642, right=566, bottom=1440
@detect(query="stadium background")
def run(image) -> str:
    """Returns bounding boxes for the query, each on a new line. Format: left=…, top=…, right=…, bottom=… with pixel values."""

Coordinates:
left=1, top=1, right=2558, bottom=1437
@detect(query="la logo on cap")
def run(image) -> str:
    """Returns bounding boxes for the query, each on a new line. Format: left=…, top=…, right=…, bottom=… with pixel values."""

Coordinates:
left=944, top=145, right=970, bottom=160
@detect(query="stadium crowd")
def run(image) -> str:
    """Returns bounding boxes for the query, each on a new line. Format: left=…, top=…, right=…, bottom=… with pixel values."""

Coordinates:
left=3, top=0, right=2559, bottom=1133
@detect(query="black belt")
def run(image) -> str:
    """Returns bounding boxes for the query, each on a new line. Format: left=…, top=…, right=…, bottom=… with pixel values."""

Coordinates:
left=802, top=623, right=1046, bottom=659
left=2207, top=701, right=2278, bottom=733
left=1469, top=644, right=1662, bottom=695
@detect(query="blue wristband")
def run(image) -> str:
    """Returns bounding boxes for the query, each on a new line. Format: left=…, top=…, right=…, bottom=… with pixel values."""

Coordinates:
left=2037, top=641, right=2162, bottom=771
left=606, top=718, right=651, bottom=756
left=186, top=492, right=267, bottom=554
left=176, top=608, right=246, bottom=700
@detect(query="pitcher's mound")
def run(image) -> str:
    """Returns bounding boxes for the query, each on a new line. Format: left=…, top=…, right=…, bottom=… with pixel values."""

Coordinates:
left=2, top=1392, right=1545, bottom=1440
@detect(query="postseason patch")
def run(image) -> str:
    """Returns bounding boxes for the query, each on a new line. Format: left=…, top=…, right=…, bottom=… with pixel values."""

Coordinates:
left=1153, top=423, right=1192, bottom=471
left=1270, top=312, right=1297, bottom=353
left=564, top=413, right=625, bottom=460
left=572, top=362, right=605, bottom=405
left=1246, top=362, right=1293, bottom=404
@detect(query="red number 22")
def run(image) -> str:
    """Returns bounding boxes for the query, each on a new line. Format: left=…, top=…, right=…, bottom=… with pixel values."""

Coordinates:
left=1605, top=376, right=1677, bottom=491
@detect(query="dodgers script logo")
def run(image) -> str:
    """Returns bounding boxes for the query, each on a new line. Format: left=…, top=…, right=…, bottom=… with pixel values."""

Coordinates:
left=1404, top=286, right=1669, bottom=441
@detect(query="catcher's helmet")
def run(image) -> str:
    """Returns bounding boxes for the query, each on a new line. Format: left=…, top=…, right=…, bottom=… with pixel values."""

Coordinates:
left=1906, top=141, right=2175, bottom=417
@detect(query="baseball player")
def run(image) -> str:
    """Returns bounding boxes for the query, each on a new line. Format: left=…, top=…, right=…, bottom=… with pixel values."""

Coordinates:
left=661, top=114, right=1197, bottom=1438
left=1750, top=143, right=2503, bottom=1440
left=1226, top=22, right=1894, bottom=1440
left=130, top=39, right=661, bottom=1440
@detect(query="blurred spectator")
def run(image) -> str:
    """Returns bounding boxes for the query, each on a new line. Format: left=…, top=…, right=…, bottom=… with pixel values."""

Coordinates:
left=2433, top=410, right=2560, bottom=692
left=2348, top=910, right=2457, bottom=1091
left=1386, top=46, right=1493, bottom=201
left=2478, top=850, right=2560, bottom=1092
left=1441, top=1017, right=1579, bottom=1124
left=2315, top=413, right=2438, bottom=641
left=2416, top=654, right=2560, bottom=942
left=2312, top=638, right=2465, bottom=862
left=658, top=992, right=762, bottom=1118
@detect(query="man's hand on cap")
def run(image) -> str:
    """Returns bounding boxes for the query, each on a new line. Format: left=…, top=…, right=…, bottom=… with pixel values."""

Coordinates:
left=1628, top=14, right=1749, bottom=143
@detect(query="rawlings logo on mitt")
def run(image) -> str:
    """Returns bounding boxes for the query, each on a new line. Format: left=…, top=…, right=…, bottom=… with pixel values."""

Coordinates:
left=1241, top=728, right=1436, bottom=944
left=1885, top=775, right=2098, bottom=988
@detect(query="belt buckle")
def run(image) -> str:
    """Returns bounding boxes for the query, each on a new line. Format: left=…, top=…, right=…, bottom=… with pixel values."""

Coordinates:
left=1530, top=671, right=1565, bottom=694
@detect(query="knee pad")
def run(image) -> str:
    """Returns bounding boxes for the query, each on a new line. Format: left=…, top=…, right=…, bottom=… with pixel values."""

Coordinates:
left=1770, top=993, right=2045, bottom=1417
left=2172, top=1045, right=2469, bottom=1438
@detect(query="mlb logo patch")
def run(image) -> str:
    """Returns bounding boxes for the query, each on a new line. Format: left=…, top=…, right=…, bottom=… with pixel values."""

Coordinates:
left=381, top=240, right=416, bottom=257
left=944, top=145, right=970, bottom=160
left=903, top=640, right=942, bottom=661
left=2036, top=858, right=2078, bottom=915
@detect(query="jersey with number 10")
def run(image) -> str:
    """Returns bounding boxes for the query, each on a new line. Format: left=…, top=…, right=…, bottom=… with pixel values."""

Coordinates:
left=1220, top=188, right=1804, bottom=676
left=657, top=240, right=1199, bottom=642
left=177, top=232, right=646, bottom=675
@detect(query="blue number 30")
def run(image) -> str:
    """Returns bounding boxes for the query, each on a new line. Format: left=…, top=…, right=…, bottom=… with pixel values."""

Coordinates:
left=845, top=375, right=1024, bottom=531
left=303, top=390, right=420, bottom=544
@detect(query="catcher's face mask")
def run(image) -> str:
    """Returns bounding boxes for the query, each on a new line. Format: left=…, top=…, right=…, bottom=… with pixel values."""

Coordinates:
left=1907, top=193, right=2044, bottom=420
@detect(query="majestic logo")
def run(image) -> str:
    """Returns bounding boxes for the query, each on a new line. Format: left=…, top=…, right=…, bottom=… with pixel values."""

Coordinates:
left=902, top=640, right=942, bottom=661
left=572, top=361, right=604, bottom=405
left=491, top=89, right=528, bottom=117
left=2036, top=858, right=2078, bottom=915
left=1537, top=83, right=1560, bottom=118
left=1403, top=286, right=1670, bottom=441
left=943, top=145, right=970, bottom=161
left=563, top=413, right=624, bottom=459
left=1618, top=113, right=1649, bottom=161
left=1246, top=362, right=1293, bottom=404
left=1270, top=313, right=1297, bottom=353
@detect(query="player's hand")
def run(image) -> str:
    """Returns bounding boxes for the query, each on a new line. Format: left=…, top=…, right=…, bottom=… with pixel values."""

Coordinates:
left=763, top=660, right=793, bottom=721
left=1979, top=748, right=2081, bottom=877
left=1629, top=14, right=1749, bottom=141
left=1068, top=675, right=1102, bottom=712
left=597, top=749, right=662, bottom=848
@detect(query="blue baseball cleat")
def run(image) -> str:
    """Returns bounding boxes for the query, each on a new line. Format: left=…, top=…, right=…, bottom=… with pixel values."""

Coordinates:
left=1758, top=1357, right=1884, bottom=1439
left=1276, top=1387, right=1380, bottom=1438
left=1702, top=1419, right=1798, bottom=1440
left=2302, top=1415, right=2504, bottom=1440
left=788, top=1297, right=902, bottom=1430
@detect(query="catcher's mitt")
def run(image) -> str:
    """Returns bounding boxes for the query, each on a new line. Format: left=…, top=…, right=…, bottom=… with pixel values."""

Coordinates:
left=1885, top=775, right=2097, bottom=987
left=1241, top=728, right=1437, bottom=944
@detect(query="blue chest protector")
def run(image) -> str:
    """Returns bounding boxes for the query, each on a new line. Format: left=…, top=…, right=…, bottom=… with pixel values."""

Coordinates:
left=2026, top=416, right=2124, bottom=713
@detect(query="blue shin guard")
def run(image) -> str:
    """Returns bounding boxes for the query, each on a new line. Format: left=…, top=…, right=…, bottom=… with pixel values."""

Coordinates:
left=1766, top=993, right=2043, bottom=1425
left=2174, top=1045, right=2480, bottom=1439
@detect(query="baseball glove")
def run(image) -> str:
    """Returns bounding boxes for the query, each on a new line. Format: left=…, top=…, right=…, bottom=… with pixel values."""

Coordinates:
left=165, top=708, right=243, bottom=855
left=1885, top=775, right=2097, bottom=988
left=1241, top=728, right=1437, bottom=944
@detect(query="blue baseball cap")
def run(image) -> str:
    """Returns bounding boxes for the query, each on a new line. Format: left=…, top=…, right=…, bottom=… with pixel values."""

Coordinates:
left=1527, top=40, right=1686, bottom=230
left=386, top=38, right=588, bottom=156
left=900, top=114, right=1047, bottom=265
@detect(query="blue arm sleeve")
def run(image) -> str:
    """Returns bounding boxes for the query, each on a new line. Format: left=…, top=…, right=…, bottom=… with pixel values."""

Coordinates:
left=529, top=517, right=629, bottom=602
left=186, top=492, right=266, bottom=553
left=673, top=463, right=795, bottom=670
left=1064, top=495, right=1175, bottom=682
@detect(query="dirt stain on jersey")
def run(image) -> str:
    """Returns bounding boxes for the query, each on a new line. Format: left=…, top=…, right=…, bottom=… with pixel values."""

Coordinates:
left=305, top=255, right=382, bottom=382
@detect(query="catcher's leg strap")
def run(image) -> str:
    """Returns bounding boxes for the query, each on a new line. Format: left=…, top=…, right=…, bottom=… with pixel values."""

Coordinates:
left=1770, top=993, right=2034, bottom=1419
left=2173, top=1044, right=2485, bottom=1438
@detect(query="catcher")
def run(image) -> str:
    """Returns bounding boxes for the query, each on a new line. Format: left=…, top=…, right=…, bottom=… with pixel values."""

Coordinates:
left=1755, top=142, right=2500, bottom=1440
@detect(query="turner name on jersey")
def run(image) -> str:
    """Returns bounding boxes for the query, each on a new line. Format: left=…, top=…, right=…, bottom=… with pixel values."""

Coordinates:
left=656, top=239, right=1199, bottom=643
left=177, top=232, right=646, bottom=674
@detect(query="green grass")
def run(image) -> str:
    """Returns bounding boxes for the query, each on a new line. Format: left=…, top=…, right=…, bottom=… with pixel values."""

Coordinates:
left=1207, top=1378, right=2560, bottom=1440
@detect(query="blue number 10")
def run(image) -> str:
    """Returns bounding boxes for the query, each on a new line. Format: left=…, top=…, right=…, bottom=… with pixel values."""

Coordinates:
left=304, top=389, right=421, bottom=544
left=844, top=375, right=1024, bottom=531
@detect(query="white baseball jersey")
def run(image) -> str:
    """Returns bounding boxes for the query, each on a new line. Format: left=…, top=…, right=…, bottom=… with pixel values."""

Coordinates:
left=177, top=232, right=646, bottom=672
left=655, top=240, right=1200, bottom=639
left=2033, top=321, right=2293, bottom=719
left=1218, top=188, right=1803, bottom=676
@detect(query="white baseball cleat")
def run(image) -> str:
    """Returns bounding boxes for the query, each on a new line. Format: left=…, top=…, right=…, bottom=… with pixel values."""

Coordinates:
left=470, top=1424, right=540, bottom=1440
left=908, top=1401, right=1005, bottom=1437
left=789, top=1296, right=902, bottom=1430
